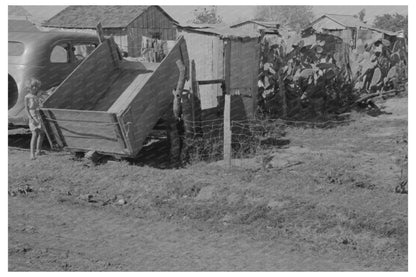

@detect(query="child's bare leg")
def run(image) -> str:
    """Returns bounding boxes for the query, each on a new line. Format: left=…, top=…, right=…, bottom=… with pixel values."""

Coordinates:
left=30, top=130, right=38, bottom=159
left=36, top=130, right=44, bottom=155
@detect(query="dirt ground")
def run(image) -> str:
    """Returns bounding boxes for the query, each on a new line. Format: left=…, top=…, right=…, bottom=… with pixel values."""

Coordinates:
left=8, top=96, right=408, bottom=271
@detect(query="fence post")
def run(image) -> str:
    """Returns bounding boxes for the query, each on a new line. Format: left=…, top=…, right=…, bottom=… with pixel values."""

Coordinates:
left=223, top=93, right=231, bottom=169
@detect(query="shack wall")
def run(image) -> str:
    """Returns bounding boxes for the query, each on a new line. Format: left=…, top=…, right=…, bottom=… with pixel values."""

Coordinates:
left=312, top=17, right=345, bottom=32
left=178, top=30, right=224, bottom=110
left=228, top=38, right=260, bottom=119
left=326, top=29, right=354, bottom=45
left=127, top=6, right=177, bottom=57
left=178, top=29, right=260, bottom=119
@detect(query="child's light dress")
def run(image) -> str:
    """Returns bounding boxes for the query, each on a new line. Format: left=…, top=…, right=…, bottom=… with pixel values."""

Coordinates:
left=25, top=94, right=42, bottom=131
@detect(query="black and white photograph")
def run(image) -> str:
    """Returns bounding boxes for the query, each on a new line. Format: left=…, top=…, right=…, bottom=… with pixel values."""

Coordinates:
left=6, top=1, right=409, bottom=272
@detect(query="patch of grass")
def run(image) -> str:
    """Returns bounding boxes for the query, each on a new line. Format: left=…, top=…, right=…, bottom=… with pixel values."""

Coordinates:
left=8, top=97, right=408, bottom=269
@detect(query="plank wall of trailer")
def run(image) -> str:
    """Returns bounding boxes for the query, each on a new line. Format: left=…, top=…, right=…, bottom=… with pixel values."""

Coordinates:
left=127, top=6, right=177, bottom=57
left=110, top=38, right=188, bottom=155
left=41, top=36, right=189, bottom=157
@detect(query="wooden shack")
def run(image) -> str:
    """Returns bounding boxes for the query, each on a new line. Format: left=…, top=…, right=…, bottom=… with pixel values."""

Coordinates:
left=177, top=24, right=260, bottom=121
left=42, top=5, right=178, bottom=57
left=230, top=20, right=280, bottom=35
left=302, top=14, right=397, bottom=48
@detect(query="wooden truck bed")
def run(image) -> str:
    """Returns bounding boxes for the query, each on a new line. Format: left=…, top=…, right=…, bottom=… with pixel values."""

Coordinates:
left=40, top=36, right=189, bottom=157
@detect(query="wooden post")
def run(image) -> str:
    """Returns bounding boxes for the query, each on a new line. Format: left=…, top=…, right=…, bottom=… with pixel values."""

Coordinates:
left=172, top=59, right=186, bottom=120
left=190, top=60, right=197, bottom=134
left=96, top=22, right=104, bottom=44
left=223, top=39, right=232, bottom=168
left=223, top=93, right=231, bottom=169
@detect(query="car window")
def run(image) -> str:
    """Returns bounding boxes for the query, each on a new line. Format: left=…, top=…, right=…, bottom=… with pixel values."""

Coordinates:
left=8, top=41, right=24, bottom=56
left=72, top=43, right=96, bottom=61
left=50, top=43, right=70, bottom=63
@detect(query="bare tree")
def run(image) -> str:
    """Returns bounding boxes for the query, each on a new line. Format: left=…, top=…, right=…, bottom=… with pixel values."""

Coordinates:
left=191, top=6, right=223, bottom=24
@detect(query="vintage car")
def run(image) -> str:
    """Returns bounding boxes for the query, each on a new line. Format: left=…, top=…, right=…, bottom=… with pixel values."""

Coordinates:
left=8, top=30, right=99, bottom=126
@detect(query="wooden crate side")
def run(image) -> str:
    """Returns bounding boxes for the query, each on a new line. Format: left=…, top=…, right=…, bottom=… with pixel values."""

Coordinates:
left=110, top=37, right=187, bottom=114
left=113, top=37, right=188, bottom=155
left=43, top=39, right=119, bottom=110
left=41, top=109, right=131, bottom=155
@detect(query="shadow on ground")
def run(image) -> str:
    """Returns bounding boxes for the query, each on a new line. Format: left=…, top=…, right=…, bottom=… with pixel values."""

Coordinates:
left=8, top=131, right=173, bottom=169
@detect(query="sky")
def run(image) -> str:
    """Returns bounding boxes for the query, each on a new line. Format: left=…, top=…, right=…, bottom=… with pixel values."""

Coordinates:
left=21, top=5, right=408, bottom=25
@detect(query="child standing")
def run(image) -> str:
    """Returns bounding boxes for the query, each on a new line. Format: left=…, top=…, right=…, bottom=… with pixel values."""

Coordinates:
left=24, top=78, right=45, bottom=160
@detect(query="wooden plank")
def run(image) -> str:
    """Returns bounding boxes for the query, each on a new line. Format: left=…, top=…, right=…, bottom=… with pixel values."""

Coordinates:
left=41, top=109, right=130, bottom=155
left=43, top=109, right=118, bottom=123
left=224, top=39, right=232, bottom=98
left=252, top=39, right=261, bottom=117
left=113, top=37, right=189, bottom=156
left=110, top=113, right=128, bottom=151
left=197, top=79, right=225, bottom=85
left=42, top=39, right=118, bottom=110
left=96, top=22, right=105, bottom=43
left=223, top=94, right=231, bottom=169
left=46, top=109, right=65, bottom=147
left=39, top=109, right=64, bottom=148
left=108, top=37, right=121, bottom=68
left=56, top=121, right=128, bottom=155
left=50, top=119, right=119, bottom=139
left=38, top=109, right=55, bottom=148
left=173, top=59, right=186, bottom=119
left=110, top=36, right=187, bottom=113
left=118, top=108, right=135, bottom=154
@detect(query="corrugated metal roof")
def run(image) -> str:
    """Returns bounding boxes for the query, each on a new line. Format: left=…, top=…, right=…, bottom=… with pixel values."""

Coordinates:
left=230, top=20, right=280, bottom=29
left=324, top=14, right=366, bottom=28
left=307, top=14, right=397, bottom=36
left=177, top=23, right=260, bottom=39
left=43, top=5, right=177, bottom=29
left=365, top=26, right=398, bottom=37
left=8, top=19, right=39, bottom=32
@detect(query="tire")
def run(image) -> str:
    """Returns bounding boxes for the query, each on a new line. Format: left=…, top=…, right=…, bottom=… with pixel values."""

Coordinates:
left=8, top=75, right=18, bottom=110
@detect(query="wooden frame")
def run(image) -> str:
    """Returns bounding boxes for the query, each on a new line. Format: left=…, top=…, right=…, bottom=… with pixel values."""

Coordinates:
left=41, top=36, right=189, bottom=157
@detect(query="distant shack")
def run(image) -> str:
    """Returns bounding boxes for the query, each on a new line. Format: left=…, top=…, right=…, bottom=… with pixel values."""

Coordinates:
left=230, top=20, right=280, bottom=35
left=302, top=14, right=397, bottom=47
left=42, top=5, right=178, bottom=57
left=177, top=24, right=261, bottom=121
